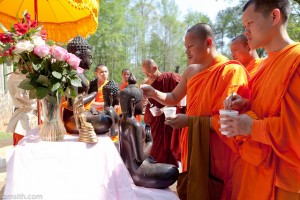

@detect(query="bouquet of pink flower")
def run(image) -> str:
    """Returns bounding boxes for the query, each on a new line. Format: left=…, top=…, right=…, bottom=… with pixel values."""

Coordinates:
left=0, top=12, right=82, bottom=99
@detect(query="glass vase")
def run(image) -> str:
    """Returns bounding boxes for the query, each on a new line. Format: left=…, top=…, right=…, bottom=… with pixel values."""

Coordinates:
left=39, top=94, right=65, bottom=141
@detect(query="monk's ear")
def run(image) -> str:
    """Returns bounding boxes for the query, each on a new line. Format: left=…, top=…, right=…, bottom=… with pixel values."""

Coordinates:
left=206, top=37, right=213, bottom=47
left=271, top=8, right=281, bottom=25
left=153, top=65, right=158, bottom=71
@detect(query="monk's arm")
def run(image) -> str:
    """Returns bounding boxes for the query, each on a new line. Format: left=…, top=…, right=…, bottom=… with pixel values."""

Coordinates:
left=143, top=69, right=190, bottom=106
left=251, top=68, right=300, bottom=166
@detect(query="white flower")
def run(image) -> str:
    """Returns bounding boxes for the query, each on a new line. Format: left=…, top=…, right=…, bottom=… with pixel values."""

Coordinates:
left=13, top=40, right=35, bottom=54
left=31, top=35, right=45, bottom=47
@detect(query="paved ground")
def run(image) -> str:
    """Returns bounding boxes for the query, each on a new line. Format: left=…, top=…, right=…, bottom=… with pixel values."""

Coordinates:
left=0, top=136, right=13, bottom=199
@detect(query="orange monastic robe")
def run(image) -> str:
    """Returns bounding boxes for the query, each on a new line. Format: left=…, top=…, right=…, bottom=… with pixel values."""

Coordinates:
left=181, top=55, right=250, bottom=199
left=119, top=82, right=128, bottom=91
left=94, top=80, right=109, bottom=111
left=245, top=58, right=262, bottom=78
left=235, top=43, right=300, bottom=200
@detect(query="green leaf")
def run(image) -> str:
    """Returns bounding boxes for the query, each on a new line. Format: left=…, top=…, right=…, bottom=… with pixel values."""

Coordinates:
left=69, top=70, right=77, bottom=76
left=36, top=75, right=50, bottom=87
left=70, top=77, right=82, bottom=87
left=32, top=63, right=41, bottom=71
left=0, top=56, right=6, bottom=64
left=62, top=69, right=68, bottom=75
left=52, top=71, right=62, bottom=79
left=64, top=87, right=71, bottom=98
left=21, top=69, right=28, bottom=74
left=50, top=82, right=61, bottom=92
left=69, top=87, right=77, bottom=98
left=29, top=89, right=37, bottom=99
left=19, top=79, right=35, bottom=90
left=36, top=87, right=50, bottom=99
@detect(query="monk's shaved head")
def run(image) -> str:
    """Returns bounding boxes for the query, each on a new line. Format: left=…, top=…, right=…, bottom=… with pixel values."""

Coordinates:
left=243, top=0, right=290, bottom=23
left=187, top=23, right=215, bottom=42
left=142, top=59, right=157, bottom=69
left=232, top=34, right=248, bottom=47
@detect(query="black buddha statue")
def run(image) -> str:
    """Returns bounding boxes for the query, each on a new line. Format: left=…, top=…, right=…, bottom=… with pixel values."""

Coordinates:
left=63, top=36, right=112, bottom=137
left=102, top=80, right=120, bottom=138
left=119, top=83, right=179, bottom=189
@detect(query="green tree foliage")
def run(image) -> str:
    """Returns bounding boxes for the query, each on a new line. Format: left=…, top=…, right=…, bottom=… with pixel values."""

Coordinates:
left=288, top=1, right=300, bottom=41
left=86, top=0, right=300, bottom=83
left=214, top=0, right=300, bottom=58
left=87, top=0, right=129, bottom=83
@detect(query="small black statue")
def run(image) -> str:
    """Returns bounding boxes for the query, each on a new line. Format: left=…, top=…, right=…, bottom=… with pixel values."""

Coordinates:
left=102, top=80, right=120, bottom=138
left=119, top=82, right=179, bottom=189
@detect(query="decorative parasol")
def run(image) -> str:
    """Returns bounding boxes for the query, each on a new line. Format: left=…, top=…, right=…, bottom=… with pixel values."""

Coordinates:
left=0, top=0, right=100, bottom=43
left=0, top=0, right=100, bottom=124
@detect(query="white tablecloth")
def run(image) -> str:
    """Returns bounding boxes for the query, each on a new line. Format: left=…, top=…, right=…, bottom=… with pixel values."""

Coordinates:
left=4, top=127, right=178, bottom=200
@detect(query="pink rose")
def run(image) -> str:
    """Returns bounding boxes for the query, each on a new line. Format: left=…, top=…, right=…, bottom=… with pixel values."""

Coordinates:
left=66, top=53, right=81, bottom=70
left=76, top=67, right=84, bottom=74
left=34, top=45, right=50, bottom=58
left=51, top=46, right=68, bottom=61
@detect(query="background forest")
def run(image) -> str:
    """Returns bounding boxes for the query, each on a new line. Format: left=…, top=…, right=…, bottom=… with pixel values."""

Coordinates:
left=86, top=0, right=300, bottom=83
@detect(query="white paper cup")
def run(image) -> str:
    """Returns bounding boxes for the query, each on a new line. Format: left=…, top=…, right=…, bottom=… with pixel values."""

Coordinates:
left=179, top=96, right=187, bottom=107
left=149, top=106, right=159, bottom=116
left=163, top=107, right=177, bottom=118
left=219, top=109, right=239, bottom=135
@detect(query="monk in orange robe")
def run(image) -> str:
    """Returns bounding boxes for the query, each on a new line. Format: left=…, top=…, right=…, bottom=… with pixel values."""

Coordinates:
left=89, top=64, right=118, bottom=142
left=89, top=64, right=109, bottom=111
left=222, top=0, right=300, bottom=199
left=142, top=23, right=250, bottom=199
left=118, top=68, right=130, bottom=91
left=230, top=34, right=262, bottom=78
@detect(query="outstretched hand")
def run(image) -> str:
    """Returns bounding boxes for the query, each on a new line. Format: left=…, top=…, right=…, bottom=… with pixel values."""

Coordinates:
left=165, top=114, right=188, bottom=129
left=140, top=84, right=156, bottom=98
left=223, top=93, right=247, bottom=111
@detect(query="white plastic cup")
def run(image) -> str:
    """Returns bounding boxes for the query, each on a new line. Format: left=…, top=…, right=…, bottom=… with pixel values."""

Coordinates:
left=219, top=109, right=239, bottom=135
left=149, top=106, right=159, bottom=116
left=179, top=96, right=187, bottom=107
left=163, top=107, right=177, bottom=118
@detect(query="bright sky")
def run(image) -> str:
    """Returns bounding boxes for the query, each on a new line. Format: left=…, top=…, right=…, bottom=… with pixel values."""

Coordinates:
left=175, top=0, right=239, bottom=21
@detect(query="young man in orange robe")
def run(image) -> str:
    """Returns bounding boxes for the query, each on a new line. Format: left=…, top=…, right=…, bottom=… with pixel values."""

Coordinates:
left=222, top=0, right=300, bottom=199
left=89, top=64, right=109, bottom=111
left=141, top=23, right=250, bottom=199
left=230, top=34, right=262, bottom=78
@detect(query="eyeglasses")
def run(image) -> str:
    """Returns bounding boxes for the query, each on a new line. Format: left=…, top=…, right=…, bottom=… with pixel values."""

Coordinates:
left=185, top=41, right=202, bottom=51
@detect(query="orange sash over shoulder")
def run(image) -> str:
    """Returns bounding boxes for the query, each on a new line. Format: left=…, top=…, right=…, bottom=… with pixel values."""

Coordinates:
left=119, top=82, right=128, bottom=91
left=245, top=58, right=262, bottom=78
left=94, top=80, right=108, bottom=111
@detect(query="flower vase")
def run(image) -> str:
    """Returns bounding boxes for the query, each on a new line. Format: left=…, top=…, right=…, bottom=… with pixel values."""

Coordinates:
left=39, top=94, right=65, bottom=141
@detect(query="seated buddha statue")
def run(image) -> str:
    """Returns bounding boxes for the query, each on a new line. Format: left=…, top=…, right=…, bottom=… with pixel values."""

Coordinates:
left=62, top=35, right=112, bottom=136
left=102, top=80, right=120, bottom=138
left=119, top=82, right=179, bottom=189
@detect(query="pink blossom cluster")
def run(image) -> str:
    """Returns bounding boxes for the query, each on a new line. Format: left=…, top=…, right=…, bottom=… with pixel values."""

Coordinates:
left=33, top=45, right=83, bottom=73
